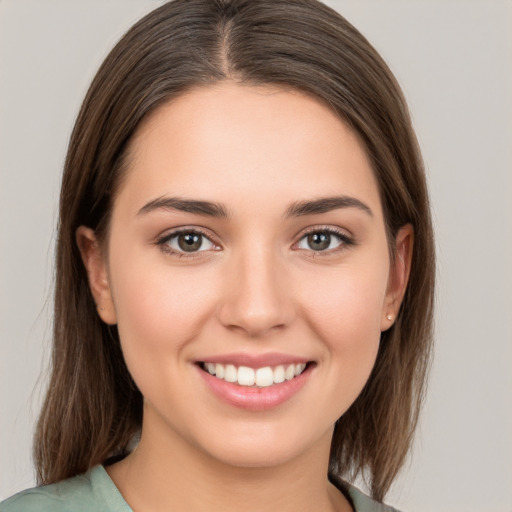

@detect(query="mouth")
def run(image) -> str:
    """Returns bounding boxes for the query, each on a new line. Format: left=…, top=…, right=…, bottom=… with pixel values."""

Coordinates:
left=198, top=361, right=310, bottom=388
left=195, top=353, right=315, bottom=410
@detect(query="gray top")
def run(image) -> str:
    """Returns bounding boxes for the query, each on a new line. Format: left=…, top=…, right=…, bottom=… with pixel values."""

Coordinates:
left=0, top=465, right=401, bottom=512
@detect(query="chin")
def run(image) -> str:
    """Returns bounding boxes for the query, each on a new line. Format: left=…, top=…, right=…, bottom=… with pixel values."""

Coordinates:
left=194, top=421, right=333, bottom=470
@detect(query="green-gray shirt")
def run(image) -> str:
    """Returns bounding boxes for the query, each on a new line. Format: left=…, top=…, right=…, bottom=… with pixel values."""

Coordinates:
left=0, top=465, right=401, bottom=512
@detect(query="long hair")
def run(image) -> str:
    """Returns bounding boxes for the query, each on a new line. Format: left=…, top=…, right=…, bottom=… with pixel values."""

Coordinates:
left=35, top=0, right=435, bottom=501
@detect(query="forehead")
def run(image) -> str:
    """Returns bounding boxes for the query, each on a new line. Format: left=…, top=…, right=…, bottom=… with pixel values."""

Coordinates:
left=115, top=82, right=383, bottom=219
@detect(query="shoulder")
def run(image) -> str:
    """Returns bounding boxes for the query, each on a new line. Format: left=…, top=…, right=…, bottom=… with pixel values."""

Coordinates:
left=0, top=472, right=97, bottom=512
left=0, top=472, right=93, bottom=512
left=0, top=466, right=130, bottom=512
left=329, top=474, right=402, bottom=512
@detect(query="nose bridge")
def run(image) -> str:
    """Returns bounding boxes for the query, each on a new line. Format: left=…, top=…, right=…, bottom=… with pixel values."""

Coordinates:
left=218, top=241, right=293, bottom=337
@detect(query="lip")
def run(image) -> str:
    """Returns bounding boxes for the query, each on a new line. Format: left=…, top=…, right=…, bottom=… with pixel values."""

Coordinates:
left=195, top=355, right=314, bottom=411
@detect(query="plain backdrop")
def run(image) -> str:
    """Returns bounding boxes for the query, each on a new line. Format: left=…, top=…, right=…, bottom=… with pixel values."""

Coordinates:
left=1, top=1, right=511, bottom=511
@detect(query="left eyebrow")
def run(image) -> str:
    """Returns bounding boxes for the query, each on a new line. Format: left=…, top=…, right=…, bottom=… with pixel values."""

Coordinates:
left=284, top=196, right=373, bottom=218
left=137, top=196, right=230, bottom=218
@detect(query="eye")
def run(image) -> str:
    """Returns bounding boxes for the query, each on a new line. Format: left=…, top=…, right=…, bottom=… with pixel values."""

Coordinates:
left=157, top=230, right=217, bottom=255
left=296, top=229, right=352, bottom=252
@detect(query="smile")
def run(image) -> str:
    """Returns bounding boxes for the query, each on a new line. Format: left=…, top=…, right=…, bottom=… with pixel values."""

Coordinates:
left=200, top=362, right=307, bottom=387
left=196, top=353, right=314, bottom=410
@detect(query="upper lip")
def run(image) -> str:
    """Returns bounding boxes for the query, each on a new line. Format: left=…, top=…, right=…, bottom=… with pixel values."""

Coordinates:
left=196, top=352, right=311, bottom=368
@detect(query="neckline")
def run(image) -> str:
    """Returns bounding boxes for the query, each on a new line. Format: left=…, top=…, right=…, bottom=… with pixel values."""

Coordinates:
left=91, top=465, right=382, bottom=512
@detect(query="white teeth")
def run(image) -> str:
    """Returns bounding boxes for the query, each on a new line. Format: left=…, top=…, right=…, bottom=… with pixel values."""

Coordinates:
left=273, top=365, right=285, bottom=384
left=294, top=363, right=306, bottom=376
left=224, top=364, right=237, bottom=383
left=203, top=361, right=308, bottom=387
left=237, top=366, right=255, bottom=386
left=285, top=364, right=295, bottom=381
left=255, top=367, right=274, bottom=387
left=215, top=363, right=225, bottom=379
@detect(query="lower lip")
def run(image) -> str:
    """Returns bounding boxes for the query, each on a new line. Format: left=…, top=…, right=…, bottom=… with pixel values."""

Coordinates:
left=196, top=364, right=313, bottom=411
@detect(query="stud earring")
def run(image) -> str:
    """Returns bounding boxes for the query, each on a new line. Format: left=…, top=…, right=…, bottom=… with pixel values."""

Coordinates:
left=386, top=314, right=393, bottom=321
left=97, top=305, right=105, bottom=311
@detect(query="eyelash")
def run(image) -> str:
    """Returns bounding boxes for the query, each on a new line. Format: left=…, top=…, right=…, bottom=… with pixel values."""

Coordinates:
left=155, top=226, right=355, bottom=259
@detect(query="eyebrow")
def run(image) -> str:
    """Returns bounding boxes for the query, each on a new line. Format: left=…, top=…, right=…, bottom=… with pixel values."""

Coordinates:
left=137, top=196, right=230, bottom=218
left=284, top=196, right=373, bottom=218
left=137, top=195, right=372, bottom=219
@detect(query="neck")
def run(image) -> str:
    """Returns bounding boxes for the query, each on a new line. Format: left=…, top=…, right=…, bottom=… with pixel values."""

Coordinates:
left=107, top=413, right=351, bottom=512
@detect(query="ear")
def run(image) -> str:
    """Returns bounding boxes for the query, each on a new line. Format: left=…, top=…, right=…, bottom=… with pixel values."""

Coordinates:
left=381, top=224, right=414, bottom=331
left=76, top=226, right=117, bottom=325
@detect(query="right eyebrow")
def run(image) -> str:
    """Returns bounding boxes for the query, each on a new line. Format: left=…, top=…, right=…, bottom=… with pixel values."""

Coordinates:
left=137, top=196, right=230, bottom=219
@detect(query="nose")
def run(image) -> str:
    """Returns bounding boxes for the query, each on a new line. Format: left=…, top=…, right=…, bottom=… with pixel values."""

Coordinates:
left=217, top=246, right=295, bottom=338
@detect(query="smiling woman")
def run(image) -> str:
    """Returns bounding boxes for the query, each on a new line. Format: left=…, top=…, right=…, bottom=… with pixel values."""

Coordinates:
left=0, top=1, right=434, bottom=512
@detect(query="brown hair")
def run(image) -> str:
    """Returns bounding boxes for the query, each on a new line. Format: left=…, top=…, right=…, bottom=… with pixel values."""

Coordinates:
left=35, top=0, right=435, bottom=501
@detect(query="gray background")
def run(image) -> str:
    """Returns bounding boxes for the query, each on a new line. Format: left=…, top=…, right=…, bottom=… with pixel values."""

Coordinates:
left=1, top=1, right=511, bottom=510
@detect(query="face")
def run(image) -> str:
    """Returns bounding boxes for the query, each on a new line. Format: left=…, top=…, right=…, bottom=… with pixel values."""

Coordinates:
left=79, top=82, right=411, bottom=470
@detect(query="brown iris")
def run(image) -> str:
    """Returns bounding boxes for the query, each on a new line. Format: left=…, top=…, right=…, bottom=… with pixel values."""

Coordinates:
left=307, top=232, right=331, bottom=251
left=178, top=233, right=203, bottom=252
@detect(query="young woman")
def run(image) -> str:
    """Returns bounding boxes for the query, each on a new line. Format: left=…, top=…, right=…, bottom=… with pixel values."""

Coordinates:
left=1, top=1, right=435, bottom=511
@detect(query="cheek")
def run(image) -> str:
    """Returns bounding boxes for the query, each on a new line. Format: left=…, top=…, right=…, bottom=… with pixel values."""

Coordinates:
left=296, top=261, right=389, bottom=407
left=115, top=272, right=211, bottom=340
left=299, top=261, right=388, bottom=342
left=107, top=246, right=219, bottom=378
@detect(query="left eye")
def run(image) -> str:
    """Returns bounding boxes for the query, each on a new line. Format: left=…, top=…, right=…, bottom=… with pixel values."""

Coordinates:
left=297, top=231, right=344, bottom=252
left=165, top=232, right=216, bottom=253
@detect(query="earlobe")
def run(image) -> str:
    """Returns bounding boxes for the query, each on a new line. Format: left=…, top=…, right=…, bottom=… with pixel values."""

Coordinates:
left=381, top=224, right=414, bottom=331
left=76, top=226, right=117, bottom=325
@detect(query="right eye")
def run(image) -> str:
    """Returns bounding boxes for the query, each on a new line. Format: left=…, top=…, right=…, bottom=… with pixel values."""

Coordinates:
left=157, top=229, right=218, bottom=257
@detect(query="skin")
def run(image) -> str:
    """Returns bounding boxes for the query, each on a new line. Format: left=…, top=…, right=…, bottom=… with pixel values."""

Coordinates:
left=78, top=82, right=412, bottom=512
